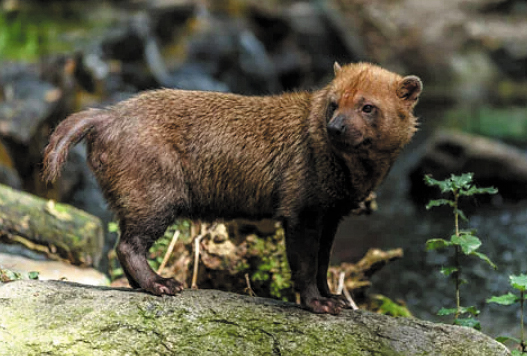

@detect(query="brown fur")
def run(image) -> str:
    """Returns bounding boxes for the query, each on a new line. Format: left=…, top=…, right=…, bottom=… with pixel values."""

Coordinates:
left=43, top=62, right=422, bottom=314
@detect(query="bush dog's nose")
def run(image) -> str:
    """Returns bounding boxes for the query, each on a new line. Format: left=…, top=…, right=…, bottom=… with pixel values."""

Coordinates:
left=327, top=115, right=346, bottom=136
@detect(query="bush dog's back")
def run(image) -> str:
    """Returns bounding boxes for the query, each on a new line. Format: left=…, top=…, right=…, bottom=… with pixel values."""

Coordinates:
left=43, top=62, right=422, bottom=314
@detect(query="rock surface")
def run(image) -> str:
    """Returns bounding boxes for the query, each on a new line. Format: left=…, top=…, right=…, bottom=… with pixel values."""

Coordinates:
left=0, top=280, right=510, bottom=356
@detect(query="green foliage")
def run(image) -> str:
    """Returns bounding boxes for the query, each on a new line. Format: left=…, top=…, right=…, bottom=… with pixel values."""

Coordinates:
left=0, top=268, right=23, bottom=282
left=488, top=274, right=527, bottom=353
left=424, top=173, right=497, bottom=198
left=250, top=231, right=292, bottom=300
left=0, top=6, right=115, bottom=62
left=372, top=295, right=413, bottom=317
left=108, top=222, right=119, bottom=233
left=437, top=305, right=480, bottom=316
left=424, top=173, right=497, bottom=327
left=438, top=305, right=482, bottom=330
left=444, top=106, right=527, bottom=143
left=454, top=317, right=481, bottom=330
left=148, top=220, right=192, bottom=271
left=511, top=275, right=527, bottom=292
left=0, top=12, right=41, bottom=61
left=28, top=271, right=40, bottom=280
left=0, top=268, right=39, bottom=282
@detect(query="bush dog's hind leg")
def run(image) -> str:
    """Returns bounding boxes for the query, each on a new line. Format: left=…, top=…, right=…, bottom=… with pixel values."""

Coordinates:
left=116, top=216, right=183, bottom=295
left=283, top=211, right=342, bottom=315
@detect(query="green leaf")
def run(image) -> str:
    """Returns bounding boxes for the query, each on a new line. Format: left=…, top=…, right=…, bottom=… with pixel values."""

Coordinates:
left=464, top=186, right=498, bottom=196
left=424, top=175, right=453, bottom=194
left=487, top=293, right=519, bottom=305
left=451, top=233, right=481, bottom=254
left=470, top=251, right=497, bottom=269
left=437, top=307, right=458, bottom=316
left=108, top=222, right=119, bottom=233
left=510, top=274, right=527, bottom=292
left=511, top=350, right=525, bottom=356
left=1, top=269, right=22, bottom=281
left=28, top=271, right=39, bottom=280
left=440, top=267, right=458, bottom=277
left=496, top=335, right=521, bottom=344
left=426, top=199, right=454, bottom=210
left=450, top=173, right=473, bottom=190
left=426, top=239, right=452, bottom=251
left=458, top=305, right=480, bottom=316
left=454, top=317, right=481, bottom=330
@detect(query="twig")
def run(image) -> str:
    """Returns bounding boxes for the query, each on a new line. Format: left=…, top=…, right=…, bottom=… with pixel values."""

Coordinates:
left=338, top=271, right=359, bottom=310
left=156, top=230, right=180, bottom=274
left=295, top=292, right=301, bottom=305
left=521, top=289, right=525, bottom=352
left=191, top=223, right=210, bottom=289
left=343, top=285, right=359, bottom=310
left=244, top=273, right=256, bottom=297
left=336, top=271, right=345, bottom=295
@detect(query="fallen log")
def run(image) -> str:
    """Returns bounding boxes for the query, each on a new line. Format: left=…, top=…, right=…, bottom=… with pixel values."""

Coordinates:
left=0, top=184, right=104, bottom=267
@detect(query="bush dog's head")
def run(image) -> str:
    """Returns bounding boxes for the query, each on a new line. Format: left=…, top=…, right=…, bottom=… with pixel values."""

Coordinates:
left=326, top=62, right=422, bottom=156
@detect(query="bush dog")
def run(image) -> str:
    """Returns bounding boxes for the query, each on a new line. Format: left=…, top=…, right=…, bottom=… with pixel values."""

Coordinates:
left=43, top=62, right=422, bottom=314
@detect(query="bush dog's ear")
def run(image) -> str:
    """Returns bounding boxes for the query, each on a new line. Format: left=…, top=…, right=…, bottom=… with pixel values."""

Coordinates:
left=334, top=62, right=342, bottom=76
left=397, top=75, right=422, bottom=108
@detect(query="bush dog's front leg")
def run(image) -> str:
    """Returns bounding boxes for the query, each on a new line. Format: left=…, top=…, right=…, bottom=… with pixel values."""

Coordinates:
left=317, top=213, right=352, bottom=309
left=284, top=212, right=343, bottom=315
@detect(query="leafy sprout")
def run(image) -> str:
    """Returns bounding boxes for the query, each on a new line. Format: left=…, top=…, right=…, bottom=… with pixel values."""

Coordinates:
left=424, top=173, right=497, bottom=327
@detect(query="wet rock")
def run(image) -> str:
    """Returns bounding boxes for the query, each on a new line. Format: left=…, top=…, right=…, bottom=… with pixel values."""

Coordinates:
left=0, top=60, right=76, bottom=194
left=237, top=28, right=282, bottom=93
left=0, top=63, right=61, bottom=145
left=0, top=138, right=21, bottom=189
left=248, top=3, right=292, bottom=51
left=288, top=1, right=358, bottom=78
left=147, top=0, right=196, bottom=44
left=169, top=63, right=229, bottom=92
left=101, top=25, right=145, bottom=62
left=0, top=164, right=21, bottom=190
left=323, top=0, right=527, bottom=105
left=480, top=0, right=527, bottom=14
left=409, top=130, right=527, bottom=204
left=179, top=14, right=275, bottom=94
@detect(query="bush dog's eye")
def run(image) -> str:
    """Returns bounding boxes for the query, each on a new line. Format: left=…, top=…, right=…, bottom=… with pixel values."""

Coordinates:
left=362, top=104, right=374, bottom=113
left=326, top=101, right=338, bottom=120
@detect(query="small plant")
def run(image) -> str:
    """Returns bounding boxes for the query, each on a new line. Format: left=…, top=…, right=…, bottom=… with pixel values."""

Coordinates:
left=488, top=274, right=527, bottom=355
left=424, top=173, right=497, bottom=328
left=0, top=268, right=39, bottom=282
left=250, top=229, right=292, bottom=301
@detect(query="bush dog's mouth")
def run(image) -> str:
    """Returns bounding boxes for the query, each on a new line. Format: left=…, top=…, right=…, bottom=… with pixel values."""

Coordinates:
left=328, top=131, right=373, bottom=151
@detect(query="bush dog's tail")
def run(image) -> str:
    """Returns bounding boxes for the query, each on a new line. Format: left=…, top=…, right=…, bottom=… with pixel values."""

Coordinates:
left=42, top=108, right=105, bottom=182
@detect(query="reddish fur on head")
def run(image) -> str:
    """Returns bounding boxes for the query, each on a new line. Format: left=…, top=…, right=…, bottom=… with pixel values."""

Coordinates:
left=327, top=62, right=422, bottom=154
